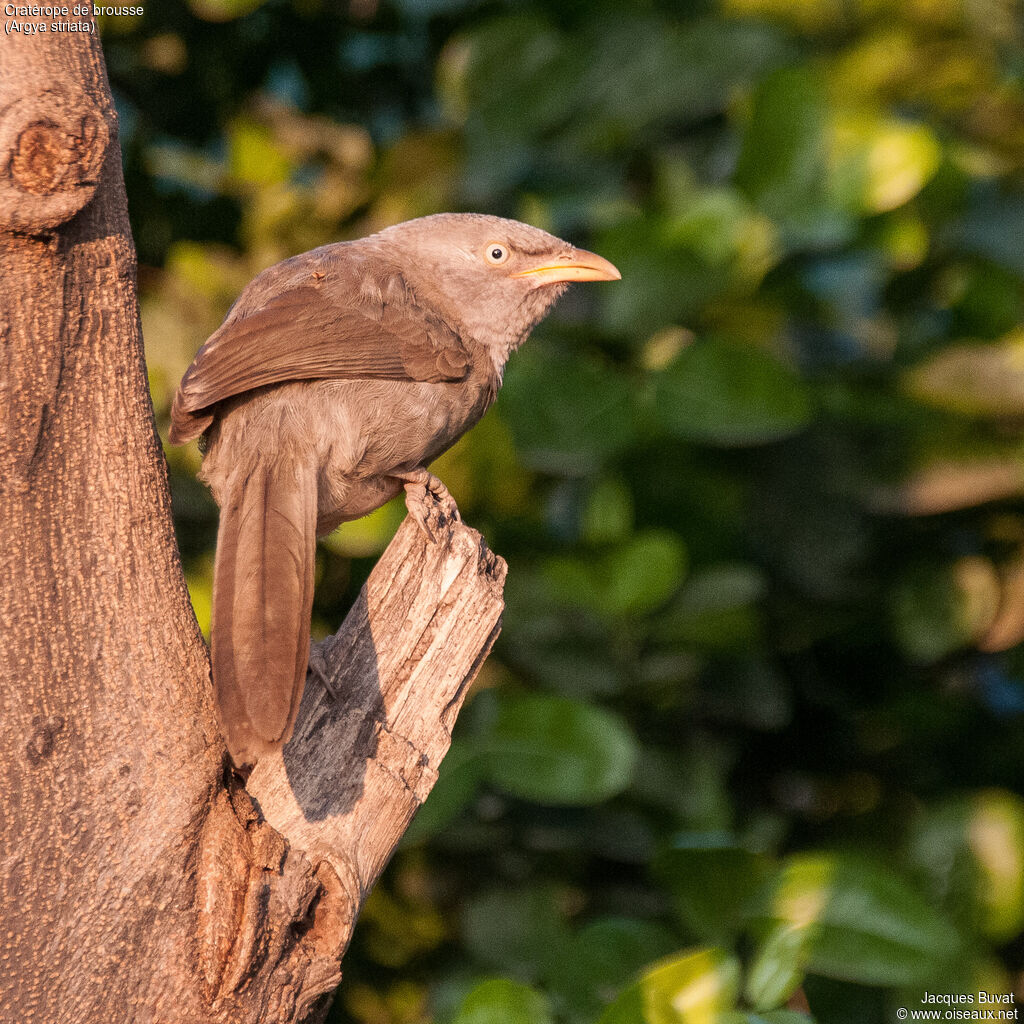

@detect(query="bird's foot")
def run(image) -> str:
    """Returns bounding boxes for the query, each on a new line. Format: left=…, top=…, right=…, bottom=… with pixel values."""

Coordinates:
left=395, top=468, right=461, bottom=542
left=307, top=641, right=342, bottom=701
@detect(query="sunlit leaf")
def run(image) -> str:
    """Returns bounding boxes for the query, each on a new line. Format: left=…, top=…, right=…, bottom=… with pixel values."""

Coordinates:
left=745, top=922, right=809, bottom=1011
left=906, top=331, right=1024, bottom=418
left=908, top=790, right=1024, bottom=943
left=890, top=557, right=1001, bottom=663
left=598, top=948, right=742, bottom=1024
left=833, top=115, right=942, bottom=214
left=186, top=0, right=268, bottom=22
left=760, top=854, right=962, bottom=986
left=453, top=979, right=555, bottom=1024
left=547, top=918, right=679, bottom=1018
left=228, top=118, right=291, bottom=186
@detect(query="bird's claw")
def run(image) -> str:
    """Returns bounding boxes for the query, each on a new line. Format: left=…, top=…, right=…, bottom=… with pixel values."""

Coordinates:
left=400, top=470, right=461, bottom=543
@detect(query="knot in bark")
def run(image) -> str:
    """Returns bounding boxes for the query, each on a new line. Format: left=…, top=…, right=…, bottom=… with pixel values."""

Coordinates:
left=0, top=88, right=111, bottom=232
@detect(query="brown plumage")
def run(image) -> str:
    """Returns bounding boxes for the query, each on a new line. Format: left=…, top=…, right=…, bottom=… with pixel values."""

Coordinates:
left=170, top=213, right=620, bottom=767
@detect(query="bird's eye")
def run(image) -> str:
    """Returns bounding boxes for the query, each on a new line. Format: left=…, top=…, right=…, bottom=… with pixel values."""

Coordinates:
left=484, top=243, right=509, bottom=265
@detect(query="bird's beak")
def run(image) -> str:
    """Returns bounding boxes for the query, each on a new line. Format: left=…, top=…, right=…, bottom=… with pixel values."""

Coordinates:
left=512, top=248, right=621, bottom=287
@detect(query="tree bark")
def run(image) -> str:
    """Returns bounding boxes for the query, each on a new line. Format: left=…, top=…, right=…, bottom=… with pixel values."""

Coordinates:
left=0, top=29, right=505, bottom=1024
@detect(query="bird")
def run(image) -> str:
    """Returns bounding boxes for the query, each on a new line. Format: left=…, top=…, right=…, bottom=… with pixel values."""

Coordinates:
left=169, top=213, right=621, bottom=767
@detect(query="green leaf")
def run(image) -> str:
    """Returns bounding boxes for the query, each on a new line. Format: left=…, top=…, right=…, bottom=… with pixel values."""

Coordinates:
left=745, top=923, right=809, bottom=1011
left=453, top=979, right=554, bottom=1024
left=462, top=888, right=570, bottom=981
left=583, top=17, right=792, bottom=131
left=653, top=339, right=812, bottom=446
left=958, top=191, right=1024, bottom=275
left=402, top=740, right=483, bottom=843
left=228, top=118, right=291, bottom=186
left=656, top=834, right=771, bottom=943
left=746, top=1013, right=814, bottom=1024
left=735, top=67, right=828, bottom=225
left=483, top=694, right=637, bottom=805
left=547, top=918, right=678, bottom=1018
left=889, top=557, right=1000, bottom=664
left=500, top=348, right=637, bottom=474
left=832, top=115, right=941, bottom=215
left=597, top=216, right=734, bottom=335
left=598, top=948, right=742, bottom=1024
left=582, top=477, right=635, bottom=545
left=185, top=0, right=269, bottom=21
left=760, top=853, right=961, bottom=987
left=654, top=564, right=767, bottom=651
left=544, top=530, right=687, bottom=620
left=908, top=789, right=1024, bottom=943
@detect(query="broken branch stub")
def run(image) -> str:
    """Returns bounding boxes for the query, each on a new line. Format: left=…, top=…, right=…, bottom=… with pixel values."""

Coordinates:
left=244, top=511, right=506, bottom=960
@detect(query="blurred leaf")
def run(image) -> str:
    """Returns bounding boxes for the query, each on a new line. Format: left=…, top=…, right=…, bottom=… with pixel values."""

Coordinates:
left=949, top=261, right=1023, bottom=339
left=447, top=14, right=791, bottom=161
left=735, top=67, right=830, bottom=230
left=452, top=979, right=554, bottom=1024
left=653, top=339, right=812, bottom=446
left=907, top=331, right=1024, bottom=418
left=890, top=557, right=1001, bottom=663
left=184, top=560, right=213, bottom=638
left=462, top=888, right=571, bottom=981
left=483, top=693, right=637, bottom=806
left=631, top=741, right=735, bottom=831
left=402, top=740, right=483, bottom=844
left=762, top=854, right=962, bottom=986
left=654, top=564, right=767, bottom=651
left=320, top=499, right=406, bottom=558
left=597, top=214, right=737, bottom=335
left=833, top=115, right=942, bottom=214
left=584, top=17, right=793, bottom=132
left=186, top=0, right=269, bottom=21
left=515, top=645, right=625, bottom=698
left=547, top=918, right=678, bottom=1019
left=358, top=885, right=446, bottom=968
left=598, top=948, right=742, bottom=1024
left=228, top=118, right=291, bottom=186
left=657, top=834, right=772, bottom=943
left=908, top=790, right=1024, bottom=943
left=544, top=530, right=688, bottom=620
left=745, top=923, right=809, bottom=1012
left=958, top=190, right=1024, bottom=275
left=745, top=1014, right=814, bottom=1024
left=500, top=348, right=637, bottom=474
left=582, top=476, right=635, bottom=545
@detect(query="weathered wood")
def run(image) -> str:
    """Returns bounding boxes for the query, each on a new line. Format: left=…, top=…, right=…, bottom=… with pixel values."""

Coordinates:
left=249, top=515, right=506, bottom=911
left=0, top=29, right=505, bottom=1024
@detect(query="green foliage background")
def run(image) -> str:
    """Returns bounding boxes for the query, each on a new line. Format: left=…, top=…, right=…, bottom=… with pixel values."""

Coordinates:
left=110, top=0, right=1024, bottom=1020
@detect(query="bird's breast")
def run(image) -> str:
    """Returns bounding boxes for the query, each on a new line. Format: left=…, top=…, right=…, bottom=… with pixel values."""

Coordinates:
left=313, top=374, right=495, bottom=526
left=199, top=372, right=498, bottom=535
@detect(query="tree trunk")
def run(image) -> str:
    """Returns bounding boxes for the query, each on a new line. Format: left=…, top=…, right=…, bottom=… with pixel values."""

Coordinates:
left=0, top=30, right=504, bottom=1024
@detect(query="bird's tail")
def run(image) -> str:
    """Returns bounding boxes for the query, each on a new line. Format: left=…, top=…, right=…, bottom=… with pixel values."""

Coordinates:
left=211, top=452, right=318, bottom=767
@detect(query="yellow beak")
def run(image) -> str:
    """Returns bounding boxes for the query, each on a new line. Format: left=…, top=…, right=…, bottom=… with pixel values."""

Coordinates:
left=512, top=247, right=621, bottom=287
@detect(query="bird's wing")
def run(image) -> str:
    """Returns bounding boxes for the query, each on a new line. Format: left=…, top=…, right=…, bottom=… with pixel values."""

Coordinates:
left=211, top=451, right=318, bottom=766
left=169, top=263, right=471, bottom=444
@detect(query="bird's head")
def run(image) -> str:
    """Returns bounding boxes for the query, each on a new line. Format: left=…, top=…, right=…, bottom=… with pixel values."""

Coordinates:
left=372, top=213, right=620, bottom=362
